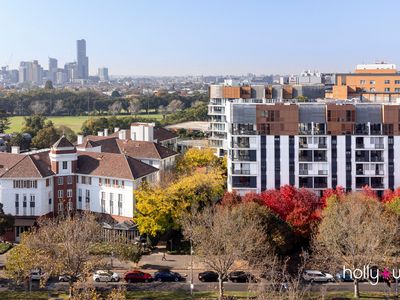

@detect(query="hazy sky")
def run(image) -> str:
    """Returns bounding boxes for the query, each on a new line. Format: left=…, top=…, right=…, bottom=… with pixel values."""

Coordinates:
left=1, top=0, right=399, bottom=76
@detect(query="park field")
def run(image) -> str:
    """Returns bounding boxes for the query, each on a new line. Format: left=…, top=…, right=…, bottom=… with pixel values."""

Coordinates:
left=6, top=114, right=163, bottom=134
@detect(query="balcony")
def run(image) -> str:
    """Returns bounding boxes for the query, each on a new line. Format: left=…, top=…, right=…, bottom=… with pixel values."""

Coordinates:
left=232, top=169, right=251, bottom=175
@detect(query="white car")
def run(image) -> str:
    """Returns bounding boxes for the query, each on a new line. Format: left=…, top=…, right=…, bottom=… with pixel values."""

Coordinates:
left=93, top=270, right=120, bottom=282
left=302, top=270, right=334, bottom=283
left=30, top=269, right=44, bottom=281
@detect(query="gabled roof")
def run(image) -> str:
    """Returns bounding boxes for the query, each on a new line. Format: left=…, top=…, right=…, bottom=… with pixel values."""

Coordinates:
left=52, top=136, right=74, bottom=148
left=153, top=127, right=178, bottom=142
left=116, top=139, right=178, bottom=160
left=76, top=151, right=158, bottom=180
left=0, top=151, right=54, bottom=178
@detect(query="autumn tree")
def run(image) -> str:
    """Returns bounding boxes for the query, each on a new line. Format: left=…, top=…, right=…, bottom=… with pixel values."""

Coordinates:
left=312, top=192, right=400, bottom=298
left=6, top=213, right=105, bottom=297
left=181, top=203, right=269, bottom=300
left=166, top=99, right=184, bottom=113
left=109, top=101, right=123, bottom=115
left=260, top=185, right=323, bottom=236
left=176, top=148, right=225, bottom=175
left=134, top=171, right=225, bottom=236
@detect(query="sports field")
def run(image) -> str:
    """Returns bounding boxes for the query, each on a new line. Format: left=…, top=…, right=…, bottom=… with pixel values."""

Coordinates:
left=6, top=114, right=163, bottom=134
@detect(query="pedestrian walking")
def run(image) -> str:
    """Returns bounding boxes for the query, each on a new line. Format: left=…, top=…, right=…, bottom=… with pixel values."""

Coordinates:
left=162, top=252, right=167, bottom=261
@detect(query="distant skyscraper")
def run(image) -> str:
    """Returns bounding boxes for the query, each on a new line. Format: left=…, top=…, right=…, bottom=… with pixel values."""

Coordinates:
left=48, top=58, right=58, bottom=83
left=64, top=62, right=77, bottom=82
left=98, top=67, right=109, bottom=81
left=76, top=39, right=89, bottom=79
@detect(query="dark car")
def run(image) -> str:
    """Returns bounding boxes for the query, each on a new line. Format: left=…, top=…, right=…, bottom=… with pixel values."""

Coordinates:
left=199, top=271, right=223, bottom=282
left=125, top=270, right=153, bottom=283
left=154, top=270, right=185, bottom=282
left=228, top=271, right=256, bottom=283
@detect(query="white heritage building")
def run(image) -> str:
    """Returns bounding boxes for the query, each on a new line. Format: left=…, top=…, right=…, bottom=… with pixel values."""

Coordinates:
left=0, top=123, right=178, bottom=242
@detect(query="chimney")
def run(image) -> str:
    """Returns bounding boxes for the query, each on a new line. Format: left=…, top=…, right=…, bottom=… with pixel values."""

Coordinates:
left=114, top=127, right=120, bottom=133
left=118, top=129, right=127, bottom=140
left=77, top=135, right=83, bottom=145
left=104, top=128, right=109, bottom=136
left=130, top=122, right=154, bottom=141
left=11, top=146, right=20, bottom=154
left=97, top=131, right=104, bottom=137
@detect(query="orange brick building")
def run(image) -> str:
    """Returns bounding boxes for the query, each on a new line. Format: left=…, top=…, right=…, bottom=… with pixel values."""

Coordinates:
left=327, top=63, right=400, bottom=102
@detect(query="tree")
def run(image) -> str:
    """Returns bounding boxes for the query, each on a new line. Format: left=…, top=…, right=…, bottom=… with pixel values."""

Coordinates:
left=0, top=110, right=10, bottom=133
left=111, top=90, right=121, bottom=98
left=127, top=98, right=141, bottom=116
left=312, top=192, right=400, bottom=298
left=44, top=80, right=54, bottom=90
left=31, top=124, right=60, bottom=149
left=260, top=185, right=322, bottom=236
left=29, top=101, right=48, bottom=115
left=181, top=204, right=269, bottom=300
left=9, top=133, right=31, bottom=150
left=115, top=243, right=142, bottom=266
left=134, top=171, right=225, bottom=236
left=176, top=148, right=225, bottom=175
left=58, top=125, right=77, bottom=143
left=109, top=101, right=123, bottom=115
left=0, top=203, right=14, bottom=236
left=22, top=115, right=47, bottom=137
left=5, top=240, right=36, bottom=287
left=166, top=99, right=184, bottom=113
left=6, top=213, right=105, bottom=297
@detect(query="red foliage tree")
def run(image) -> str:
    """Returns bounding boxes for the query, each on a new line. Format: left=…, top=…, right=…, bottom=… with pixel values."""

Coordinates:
left=382, top=188, right=400, bottom=203
left=221, top=191, right=242, bottom=207
left=321, top=186, right=346, bottom=208
left=242, top=192, right=263, bottom=205
left=361, top=185, right=378, bottom=200
left=259, top=185, right=323, bottom=236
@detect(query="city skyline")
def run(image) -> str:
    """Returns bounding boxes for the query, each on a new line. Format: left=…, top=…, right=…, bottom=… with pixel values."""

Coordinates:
left=1, top=0, right=400, bottom=76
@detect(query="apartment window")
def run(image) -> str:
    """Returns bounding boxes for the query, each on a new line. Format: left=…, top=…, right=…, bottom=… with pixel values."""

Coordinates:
left=68, top=200, right=73, bottom=211
left=58, top=190, right=63, bottom=199
left=46, top=178, right=50, bottom=187
left=370, top=80, right=375, bottom=84
left=62, top=161, right=68, bottom=169
left=67, top=189, right=72, bottom=198
left=58, top=202, right=63, bottom=214
left=23, top=194, right=27, bottom=216
left=67, top=176, right=72, bottom=184
left=118, top=194, right=123, bottom=215
left=112, top=180, right=117, bottom=188
left=78, top=189, right=82, bottom=209
left=15, top=194, right=19, bottom=215
left=395, top=80, right=400, bottom=84
left=13, top=180, right=37, bottom=189
left=385, top=80, right=390, bottom=84
left=109, top=193, right=114, bottom=215
left=385, top=88, right=390, bottom=92
left=360, top=80, right=366, bottom=84
left=105, top=178, right=110, bottom=187
left=121, top=181, right=124, bottom=189
left=30, top=195, right=35, bottom=216
left=58, top=177, right=63, bottom=185
left=85, top=190, right=90, bottom=210
left=395, top=88, right=400, bottom=92
left=99, top=178, right=102, bottom=186
left=101, top=192, right=106, bottom=213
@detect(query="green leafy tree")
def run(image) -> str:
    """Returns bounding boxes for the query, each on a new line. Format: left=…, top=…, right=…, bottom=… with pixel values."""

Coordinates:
left=0, top=203, right=14, bottom=236
left=0, top=110, right=10, bottom=133
left=22, top=115, right=47, bottom=137
left=57, top=125, right=77, bottom=143
left=44, top=80, right=54, bottom=90
left=31, top=124, right=60, bottom=149
left=8, top=133, right=31, bottom=150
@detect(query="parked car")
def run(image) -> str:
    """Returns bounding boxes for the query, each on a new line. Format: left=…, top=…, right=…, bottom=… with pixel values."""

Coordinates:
left=124, top=270, right=153, bottom=283
left=30, top=269, right=44, bottom=281
left=59, top=274, right=81, bottom=282
left=154, top=270, right=185, bottom=282
left=198, top=271, right=220, bottom=282
left=335, top=271, right=353, bottom=282
left=228, top=271, right=257, bottom=283
left=302, top=270, right=334, bottom=283
left=93, top=270, right=120, bottom=282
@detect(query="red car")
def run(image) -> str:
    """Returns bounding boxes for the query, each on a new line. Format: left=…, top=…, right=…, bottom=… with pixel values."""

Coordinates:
left=124, top=270, right=153, bottom=283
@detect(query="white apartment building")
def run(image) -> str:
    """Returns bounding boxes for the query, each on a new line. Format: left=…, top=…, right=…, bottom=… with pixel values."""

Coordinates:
left=225, top=101, right=400, bottom=197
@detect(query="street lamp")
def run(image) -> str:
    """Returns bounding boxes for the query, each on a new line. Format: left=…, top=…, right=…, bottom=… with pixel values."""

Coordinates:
left=190, top=239, right=194, bottom=299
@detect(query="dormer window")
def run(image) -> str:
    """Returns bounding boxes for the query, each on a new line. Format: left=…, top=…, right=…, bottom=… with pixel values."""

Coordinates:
left=62, top=161, right=68, bottom=169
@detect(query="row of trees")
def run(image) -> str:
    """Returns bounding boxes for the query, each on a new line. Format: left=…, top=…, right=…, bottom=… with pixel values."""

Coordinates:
left=6, top=213, right=141, bottom=298
left=0, top=89, right=208, bottom=116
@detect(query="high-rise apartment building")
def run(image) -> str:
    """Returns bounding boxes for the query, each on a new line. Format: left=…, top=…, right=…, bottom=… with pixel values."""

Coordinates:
left=98, top=67, right=109, bottom=81
left=18, top=60, right=43, bottom=84
left=327, top=63, right=400, bottom=101
left=48, top=58, right=58, bottom=83
left=225, top=100, right=400, bottom=197
left=76, top=39, right=89, bottom=79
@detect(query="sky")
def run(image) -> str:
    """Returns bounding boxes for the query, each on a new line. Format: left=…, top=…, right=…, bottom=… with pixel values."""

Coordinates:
left=1, top=0, right=400, bottom=76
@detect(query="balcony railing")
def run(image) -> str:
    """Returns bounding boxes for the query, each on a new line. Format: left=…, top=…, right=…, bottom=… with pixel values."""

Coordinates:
left=232, top=142, right=250, bottom=148
left=232, top=169, right=251, bottom=175
left=232, top=155, right=251, bottom=161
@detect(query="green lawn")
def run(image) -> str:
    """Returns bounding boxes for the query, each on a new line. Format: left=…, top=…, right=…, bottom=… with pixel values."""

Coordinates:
left=0, top=242, right=12, bottom=254
left=6, top=114, right=163, bottom=134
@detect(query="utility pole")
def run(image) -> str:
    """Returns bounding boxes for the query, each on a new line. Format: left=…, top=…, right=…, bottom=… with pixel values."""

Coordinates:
left=190, top=239, right=194, bottom=299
